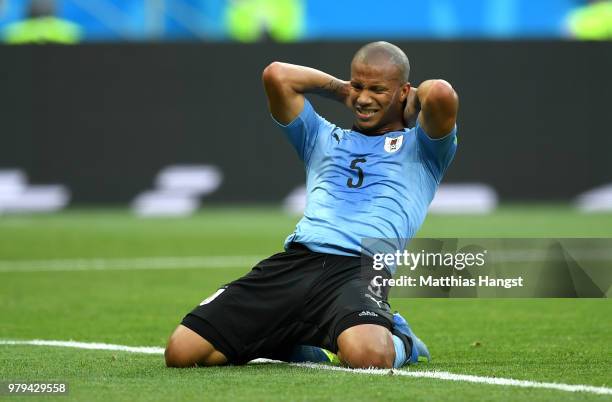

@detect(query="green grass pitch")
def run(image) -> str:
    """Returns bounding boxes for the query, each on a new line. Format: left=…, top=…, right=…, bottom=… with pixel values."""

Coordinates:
left=0, top=205, right=611, bottom=401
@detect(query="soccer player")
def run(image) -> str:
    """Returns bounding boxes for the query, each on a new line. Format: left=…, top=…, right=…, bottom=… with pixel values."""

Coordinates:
left=165, top=41, right=458, bottom=369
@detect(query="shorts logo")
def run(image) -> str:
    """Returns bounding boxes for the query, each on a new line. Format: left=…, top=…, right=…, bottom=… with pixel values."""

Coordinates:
left=199, top=287, right=226, bottom=306
left=365, top=293, right=384, bottom=309
left=359, top=310, right=379, bottom=317
left=384, top=135, right=404, bottom=153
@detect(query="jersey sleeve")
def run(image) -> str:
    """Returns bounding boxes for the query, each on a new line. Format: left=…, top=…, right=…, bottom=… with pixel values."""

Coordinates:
left=415, top=119, right=458, bottom=182
left=272, top=98, right=325, bottom=165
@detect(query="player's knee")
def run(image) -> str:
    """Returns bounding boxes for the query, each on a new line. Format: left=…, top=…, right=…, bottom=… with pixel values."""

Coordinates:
left=164, top=325, right=225, bottom=368
left=339, top=341, right=394, bottom=369
left=165, top=334, right=196, bottom=368
left=337, top=327, right=395, bottom=369
left=337, top=324, right=395, bottom=369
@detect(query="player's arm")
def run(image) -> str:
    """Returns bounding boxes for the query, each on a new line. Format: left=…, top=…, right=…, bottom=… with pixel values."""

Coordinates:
left=403, top=79, right=459, bottom=139
left=262, top=62, right=350, bottom=125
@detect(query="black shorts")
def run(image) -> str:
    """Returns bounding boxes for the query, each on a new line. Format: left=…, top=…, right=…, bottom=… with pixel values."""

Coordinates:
left=181, top=243, right=393, bottom=364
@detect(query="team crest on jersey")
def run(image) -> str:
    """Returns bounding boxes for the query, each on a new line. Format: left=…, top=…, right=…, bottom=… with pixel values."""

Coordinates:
left=384, top=135, right=404, bottom=153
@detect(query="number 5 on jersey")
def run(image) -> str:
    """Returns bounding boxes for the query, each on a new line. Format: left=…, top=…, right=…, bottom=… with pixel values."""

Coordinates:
left=347, top=158, right=366, bottom=188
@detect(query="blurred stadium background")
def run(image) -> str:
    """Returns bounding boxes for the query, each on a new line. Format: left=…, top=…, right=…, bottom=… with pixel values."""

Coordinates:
left=1, top=0, right=611, bottom=42
left=0, top=0, right=611, bottom=217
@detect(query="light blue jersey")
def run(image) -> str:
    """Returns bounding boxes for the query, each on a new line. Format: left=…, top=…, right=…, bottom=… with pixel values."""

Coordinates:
left=276, top=99, right=457, bottom=266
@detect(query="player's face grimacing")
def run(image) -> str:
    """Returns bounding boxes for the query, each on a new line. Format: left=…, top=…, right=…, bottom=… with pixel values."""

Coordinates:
left=349, top=61, right=410, bottom=135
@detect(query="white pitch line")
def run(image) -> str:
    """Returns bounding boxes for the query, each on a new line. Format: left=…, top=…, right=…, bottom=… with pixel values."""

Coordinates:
left=2, top=247, right=612, bottom=274
left=291, top=363, right=612, bottom=396
left=0, top=256, right=264, bottom=273
left=1, top=339, right=611, bottom=396
left=0, top=339, right=165, bottom=354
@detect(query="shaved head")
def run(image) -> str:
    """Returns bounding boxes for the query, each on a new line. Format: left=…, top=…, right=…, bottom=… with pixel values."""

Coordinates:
left=352, top=41, right=410, bottom=83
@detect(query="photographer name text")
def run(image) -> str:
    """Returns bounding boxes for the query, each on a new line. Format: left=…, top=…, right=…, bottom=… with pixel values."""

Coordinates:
left=372, top=275, right=524, bottom=289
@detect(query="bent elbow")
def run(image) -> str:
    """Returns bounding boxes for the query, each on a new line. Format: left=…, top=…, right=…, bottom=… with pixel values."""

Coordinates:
left=422, top=79, right=459, bottom=118
left=262, top=61, right=286, bottom=86
left=428, top=80, right=458, bottom=105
